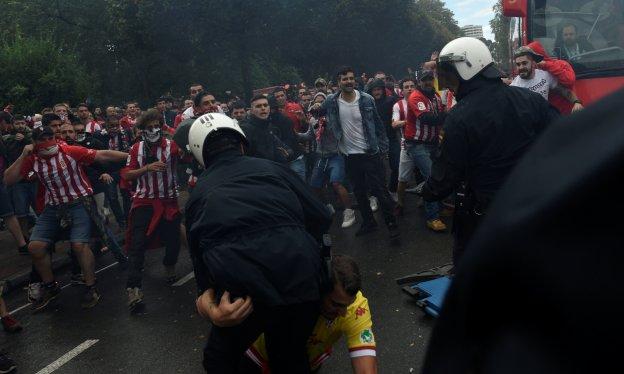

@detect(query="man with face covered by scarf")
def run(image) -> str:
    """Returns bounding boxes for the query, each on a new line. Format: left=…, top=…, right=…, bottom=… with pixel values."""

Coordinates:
left=121, top=108, right=183, bottom=312
left=3, top=126, right=128, bottom=312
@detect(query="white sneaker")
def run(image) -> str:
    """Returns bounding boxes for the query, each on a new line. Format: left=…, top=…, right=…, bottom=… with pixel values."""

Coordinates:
left=390, top=192, right=398, bottom=203
left=341, top=209, right=356, bottom=228
left=326, top=204, right=336, bottom=216
left=369, top=196, right=379, bottom=212
left=28, top=282, right=42, bottom=303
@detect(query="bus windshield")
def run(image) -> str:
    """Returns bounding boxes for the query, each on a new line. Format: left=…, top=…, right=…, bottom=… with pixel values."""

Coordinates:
left=531, top=0, right=624, bottom=76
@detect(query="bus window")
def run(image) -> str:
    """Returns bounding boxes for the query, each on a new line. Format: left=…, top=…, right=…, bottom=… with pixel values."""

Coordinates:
left=531, top=0, right=624, bottom=75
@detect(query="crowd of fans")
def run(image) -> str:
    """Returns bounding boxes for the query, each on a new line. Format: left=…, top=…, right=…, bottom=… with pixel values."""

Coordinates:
left=0, top=35, right=586, bottom=373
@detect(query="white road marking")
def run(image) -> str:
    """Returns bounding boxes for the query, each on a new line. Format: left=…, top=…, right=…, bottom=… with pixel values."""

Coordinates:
left=172, top=272, right=195, bottom=287
left=9, top=262, right=119, bottom=315
left=95, top=261, right=119, bottom=274
left=35, top=339, right=99, bottom=374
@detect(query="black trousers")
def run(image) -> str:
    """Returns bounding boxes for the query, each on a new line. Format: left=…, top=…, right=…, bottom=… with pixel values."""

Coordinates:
left=203, top=301, right=319, bottom=374
left=345, top=153, right=396, bottom=227
left=126, top=205, right=181, bottom=288
left=452, top=211, right=482, bottom=266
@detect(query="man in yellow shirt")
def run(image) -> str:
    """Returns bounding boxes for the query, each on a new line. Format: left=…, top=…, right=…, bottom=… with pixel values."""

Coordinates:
left=197, top=255, right=378, bottom=373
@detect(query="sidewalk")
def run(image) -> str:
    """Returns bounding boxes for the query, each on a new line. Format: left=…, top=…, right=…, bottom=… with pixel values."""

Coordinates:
left=0, top=230, right=72, bottom=294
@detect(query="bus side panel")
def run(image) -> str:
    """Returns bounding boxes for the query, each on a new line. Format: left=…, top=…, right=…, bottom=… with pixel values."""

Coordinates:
left=576, top=77, right=624, bottom=105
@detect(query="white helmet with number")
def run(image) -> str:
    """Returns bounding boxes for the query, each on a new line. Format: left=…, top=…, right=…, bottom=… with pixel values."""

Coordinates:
left=437, top=37, right=502, bottom=82
left=188, top=113, right=248, bottom=167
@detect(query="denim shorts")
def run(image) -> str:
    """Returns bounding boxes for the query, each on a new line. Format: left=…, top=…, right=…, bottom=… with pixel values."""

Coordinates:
left=7, top=182, right=36, bottom=218
left=30, top=201, right=92, bottom=244
left=0, top=182, right=14, bottom=218
left=310, top=154, right=346, bottom=188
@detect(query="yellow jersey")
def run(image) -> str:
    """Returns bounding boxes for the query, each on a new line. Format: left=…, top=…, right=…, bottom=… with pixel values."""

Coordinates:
left=246, top=291, right=376, bottom=372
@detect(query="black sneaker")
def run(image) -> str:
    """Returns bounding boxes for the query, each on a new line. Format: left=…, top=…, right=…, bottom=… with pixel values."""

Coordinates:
left=81, top=286, right=100, bottom=308
left=355, top=221, right=378, bottom=237
left=31, top=282, right=60, bottom=313
left=70, top=273, right=86, bottom=286
left=0, top=352, right=16, bottom=373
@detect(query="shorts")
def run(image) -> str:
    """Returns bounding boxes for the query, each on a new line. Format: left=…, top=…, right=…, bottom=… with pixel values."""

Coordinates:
left=7, top=182, right=36, bottom=218
left=310, top=154, right=345, bottom=188
left=0, top=182, right=15, bottom=218
left=30, top=202, right=92, bottom=244
left=398, top=148, right=415, bottom=182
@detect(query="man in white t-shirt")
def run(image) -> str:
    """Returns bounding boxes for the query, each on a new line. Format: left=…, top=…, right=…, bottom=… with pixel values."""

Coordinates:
left=511, top=47, right=583, bottom=113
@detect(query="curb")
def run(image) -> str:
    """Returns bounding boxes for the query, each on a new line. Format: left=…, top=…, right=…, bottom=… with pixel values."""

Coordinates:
left=1, top=233, right=125, bottom=296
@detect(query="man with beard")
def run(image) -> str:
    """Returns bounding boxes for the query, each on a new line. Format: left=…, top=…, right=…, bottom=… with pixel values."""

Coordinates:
left=310, top=67, right=398, bottom=239
left=405, top=70, right=447, bottom=232
left=511, top=46, right=584, bottom=112
left=367, top=78, right=399, bottom=198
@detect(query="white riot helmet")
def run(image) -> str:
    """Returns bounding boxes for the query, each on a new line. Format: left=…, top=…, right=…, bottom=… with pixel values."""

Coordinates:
left=188, top=113, right=248, bottom=167
left=437, top=37, right=502, bottom=85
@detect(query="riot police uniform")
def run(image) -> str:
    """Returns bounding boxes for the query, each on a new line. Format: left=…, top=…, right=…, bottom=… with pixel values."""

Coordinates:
left=422, top=37, right=559, bottom=265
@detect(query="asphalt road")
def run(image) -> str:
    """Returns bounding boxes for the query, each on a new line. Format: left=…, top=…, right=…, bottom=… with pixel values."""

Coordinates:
left=0, top=194, right=453, bottom=373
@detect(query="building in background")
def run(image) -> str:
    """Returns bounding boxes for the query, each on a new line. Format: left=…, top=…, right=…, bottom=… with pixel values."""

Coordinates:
left=461, top=25, right=484, bottom=38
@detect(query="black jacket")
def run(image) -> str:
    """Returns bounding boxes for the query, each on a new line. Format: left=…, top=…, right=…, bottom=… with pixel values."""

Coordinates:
left=269, top=111, right=302, bottom=160
left=423, top=77, right=559, bottom=206
left=423, top=88, right=624, bottom=374
left=366, top=78, right=398, bottom=141
left=239, top=115, right=293, bottom=163
left=185, top=150, right=332, bottom=306
left=75, top=134, right=108, bottom=194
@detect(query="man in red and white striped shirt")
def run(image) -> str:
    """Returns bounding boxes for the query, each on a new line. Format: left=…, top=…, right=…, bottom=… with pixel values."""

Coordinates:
left=77, top=103, right=101, bottom=134
left=404, top=70, right=447, bottom=232
left=391, top=77, right=417, bottom=216
left=120, top=101, right=140, bottom=131
left=121, top=108, right=182, bottom=312
left=3, top=126, right=128, bottom=312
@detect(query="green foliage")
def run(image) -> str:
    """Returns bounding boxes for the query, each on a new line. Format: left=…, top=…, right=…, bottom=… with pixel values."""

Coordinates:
left=490, top=0, right=511, bottom=69
left=0, top=35, right=94, bottom=114
left=0, top=0, right=461, bottom=111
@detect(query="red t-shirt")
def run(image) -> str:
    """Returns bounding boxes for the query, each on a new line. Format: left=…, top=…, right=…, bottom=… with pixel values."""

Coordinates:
left=283, top=102, right=306, bottom=132
left=404, top=89, right=444, bottom=143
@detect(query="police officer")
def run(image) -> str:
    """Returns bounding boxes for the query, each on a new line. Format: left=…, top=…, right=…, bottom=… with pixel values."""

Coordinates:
left=185, top=113, right=332, bottom=373
left=421, top=37, right=559, bottom=266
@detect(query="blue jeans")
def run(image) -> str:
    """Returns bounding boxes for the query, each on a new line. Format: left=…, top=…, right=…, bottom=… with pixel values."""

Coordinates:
left=405, top=142, right=440, bottom=221
left=289, top=156, right=306, bottom=181
left=30, top=202, right=92, bottom=243
left=7, top=182, right=36, bottom=218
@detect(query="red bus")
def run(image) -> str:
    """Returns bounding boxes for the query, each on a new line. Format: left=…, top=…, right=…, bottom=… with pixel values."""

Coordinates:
left=503, top=0, right=624, bottom=104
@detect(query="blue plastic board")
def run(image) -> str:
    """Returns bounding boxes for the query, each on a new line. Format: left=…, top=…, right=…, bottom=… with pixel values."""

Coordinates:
left=411, top=276, right=452, bottom=317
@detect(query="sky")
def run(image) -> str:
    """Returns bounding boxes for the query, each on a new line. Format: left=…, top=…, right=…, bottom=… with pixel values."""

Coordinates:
left=444, top=0, right=497, bottom=40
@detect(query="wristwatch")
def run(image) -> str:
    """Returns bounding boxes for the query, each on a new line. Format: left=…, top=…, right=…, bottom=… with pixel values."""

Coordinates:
left=574, top=99, right=583, bottom=105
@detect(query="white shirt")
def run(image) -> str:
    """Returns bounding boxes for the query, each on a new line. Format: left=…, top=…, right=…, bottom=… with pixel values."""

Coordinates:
left=181, top=105, right=224, bottom=120
left=511, top=69, right=558, bottom=101
left=338, top=90, right=367, bottom=155
left=392, top=98, right=408, bottom=122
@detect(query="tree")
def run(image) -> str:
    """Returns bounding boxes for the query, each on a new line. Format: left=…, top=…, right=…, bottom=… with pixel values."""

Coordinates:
left=0, top=35, right=94, bottom=114
left=0, top=0, right=462, bottom=111
left=490, top=1, right=511, bottom=70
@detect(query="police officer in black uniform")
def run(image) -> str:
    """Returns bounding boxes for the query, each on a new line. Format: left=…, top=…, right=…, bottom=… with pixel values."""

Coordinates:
left=421, top=37, right=559, bottom=266
left=184, top=113, right=332, bottom=373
